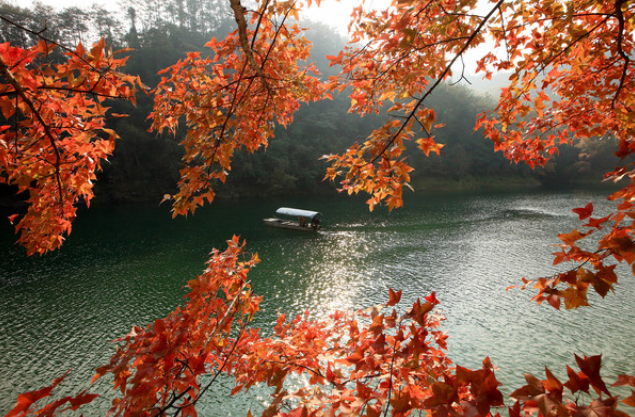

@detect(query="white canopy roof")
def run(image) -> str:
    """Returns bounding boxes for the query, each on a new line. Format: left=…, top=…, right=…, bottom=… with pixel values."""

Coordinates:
left=276, top=207, right=321, bottom=219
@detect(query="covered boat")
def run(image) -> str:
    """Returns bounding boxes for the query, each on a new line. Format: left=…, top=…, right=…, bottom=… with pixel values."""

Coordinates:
left=264, top=207, right=322, bottom=231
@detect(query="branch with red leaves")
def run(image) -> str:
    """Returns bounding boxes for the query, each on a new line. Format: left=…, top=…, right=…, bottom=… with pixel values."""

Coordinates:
left=0, top=39, right=141, bottom=255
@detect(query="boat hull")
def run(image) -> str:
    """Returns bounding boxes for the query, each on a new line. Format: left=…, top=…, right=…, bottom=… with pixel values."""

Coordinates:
left=263, top=218, right=320, bottom=231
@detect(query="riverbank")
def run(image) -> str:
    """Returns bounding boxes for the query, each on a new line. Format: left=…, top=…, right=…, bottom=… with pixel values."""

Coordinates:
left=0, top=174, right=621, bottom=211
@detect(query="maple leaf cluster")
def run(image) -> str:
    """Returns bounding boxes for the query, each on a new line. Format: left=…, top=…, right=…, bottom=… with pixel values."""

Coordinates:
left=150, top=0, right=324, bottom=217
left=90, top=236, right=262, bottom=416
left=474, top=0, right=635, bottom=311
left=322, top=0, right=492, bottom=211
left=0, top=39, right=140, bottom=255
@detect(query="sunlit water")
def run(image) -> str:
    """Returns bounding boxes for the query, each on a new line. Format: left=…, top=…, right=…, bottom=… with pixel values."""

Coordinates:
left=1, top=189, right=633, bottom=415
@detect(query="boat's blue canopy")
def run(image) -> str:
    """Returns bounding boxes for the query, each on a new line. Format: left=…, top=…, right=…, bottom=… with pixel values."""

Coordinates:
left=276, top=207, right=321, bottom=220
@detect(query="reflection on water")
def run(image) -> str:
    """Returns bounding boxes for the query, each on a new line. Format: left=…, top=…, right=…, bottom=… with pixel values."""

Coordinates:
left=1, top=189, right=634, bottom=415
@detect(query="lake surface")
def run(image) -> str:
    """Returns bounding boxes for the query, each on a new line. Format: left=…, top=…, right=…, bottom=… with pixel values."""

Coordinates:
left=1, top=189, right=633, bottom=415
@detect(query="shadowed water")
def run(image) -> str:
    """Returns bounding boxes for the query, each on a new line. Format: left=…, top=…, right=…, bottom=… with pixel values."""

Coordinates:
left=1, top=189, right=633, bottom=415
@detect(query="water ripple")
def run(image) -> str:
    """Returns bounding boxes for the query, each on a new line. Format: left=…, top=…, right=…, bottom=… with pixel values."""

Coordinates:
left=1, top=190, right=633, bottom=414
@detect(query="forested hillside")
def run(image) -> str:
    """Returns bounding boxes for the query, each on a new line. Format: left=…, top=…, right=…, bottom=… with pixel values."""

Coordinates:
left=0, top=0, right=617, bottom=204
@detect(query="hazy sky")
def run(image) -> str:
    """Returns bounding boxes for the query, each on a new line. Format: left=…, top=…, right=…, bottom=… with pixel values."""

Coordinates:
left=19, top=0, right=117, bottom=11
left=14, top=0, right=391, bottom=33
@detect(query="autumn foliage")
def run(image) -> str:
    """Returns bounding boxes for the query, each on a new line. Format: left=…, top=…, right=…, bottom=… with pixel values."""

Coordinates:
left=3, top=0, right=635, bottom=416
left=0, top=38, right=140, bottom=255
left=150, top=0, right=324, bottom=216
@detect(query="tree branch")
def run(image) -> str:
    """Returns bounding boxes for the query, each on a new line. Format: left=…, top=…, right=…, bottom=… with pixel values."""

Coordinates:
left=229, top=0, right=272, bottom=95
left=0, top=54, right=64, bottom=203
left=370, top=0, right=505, bottom=165
left=612, top=0, right=630, bottom=108
left=0, top=15, right=134, bottom=100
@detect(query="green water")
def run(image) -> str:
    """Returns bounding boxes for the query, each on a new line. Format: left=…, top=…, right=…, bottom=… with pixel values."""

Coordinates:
left=1, top=189, right=633, bottom=415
